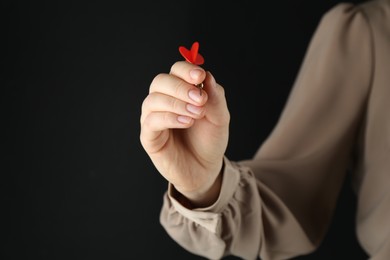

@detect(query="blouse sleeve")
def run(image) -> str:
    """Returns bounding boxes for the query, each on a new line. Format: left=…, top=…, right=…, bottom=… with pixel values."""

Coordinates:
left=159, top=3, right=373, bottom=260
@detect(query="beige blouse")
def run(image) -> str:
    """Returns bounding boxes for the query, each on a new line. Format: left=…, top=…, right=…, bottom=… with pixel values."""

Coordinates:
left=160, top=0, right=390, bottom=259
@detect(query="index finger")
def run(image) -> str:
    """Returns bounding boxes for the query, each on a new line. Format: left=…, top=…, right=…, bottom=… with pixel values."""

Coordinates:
left=170, top=61, right=206, bottom=85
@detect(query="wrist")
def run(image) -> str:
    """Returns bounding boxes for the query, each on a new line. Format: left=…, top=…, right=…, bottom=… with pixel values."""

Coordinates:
left=174, top=161, right=224, bottom=209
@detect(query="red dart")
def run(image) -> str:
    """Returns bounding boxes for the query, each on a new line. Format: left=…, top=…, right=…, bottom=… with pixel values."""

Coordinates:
left=178, top=41, right=205, bottom=95
left=179, top=41, right=204, bottom=65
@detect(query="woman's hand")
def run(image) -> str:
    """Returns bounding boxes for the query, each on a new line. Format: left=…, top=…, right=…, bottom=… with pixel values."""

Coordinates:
left=140, top=61, right=230, bottom=206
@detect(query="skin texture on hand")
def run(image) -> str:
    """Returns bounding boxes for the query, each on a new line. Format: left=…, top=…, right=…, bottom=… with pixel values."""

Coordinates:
left=140, top=61, right=230, bottom=207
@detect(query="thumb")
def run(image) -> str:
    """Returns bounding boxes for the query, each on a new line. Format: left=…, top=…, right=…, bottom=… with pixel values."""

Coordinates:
left=203, top=71, right=230, bottom=126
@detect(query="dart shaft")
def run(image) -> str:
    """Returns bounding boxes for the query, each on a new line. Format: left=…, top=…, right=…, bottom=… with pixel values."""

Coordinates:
left=195, top=82, right=204, bottom=96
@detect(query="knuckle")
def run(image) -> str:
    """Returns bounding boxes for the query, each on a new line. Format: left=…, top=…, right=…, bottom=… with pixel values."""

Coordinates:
left=141, top=95, right=150, bottom=110
left=139, top=131, right=146, bottom=147
left=149, top=73, right=166, bottom=93
left=140, top=112, right=145, bottom=125
left=169, top=63, right=176, bottom=73
left=173, top=80, right=187, bottom=98
left=142, top=114, right=153, bottom=129
left=170, top=97, right=181, bottom=112
left=141, top=94, right=155, bottom=115
left=170, top=61, right=184, bottom=73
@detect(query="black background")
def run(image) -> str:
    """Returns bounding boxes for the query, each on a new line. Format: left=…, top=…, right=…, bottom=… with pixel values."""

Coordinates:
left=3, top=0, right=368, bottom=259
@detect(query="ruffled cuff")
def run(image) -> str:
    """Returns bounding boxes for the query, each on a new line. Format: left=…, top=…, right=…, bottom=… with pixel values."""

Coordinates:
left=167, top=156, right=240, bottom=233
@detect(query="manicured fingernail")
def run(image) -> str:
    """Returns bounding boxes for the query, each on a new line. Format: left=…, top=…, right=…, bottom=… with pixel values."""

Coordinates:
left=188, top=89, right=202, bottom=103
left=186, top=103, right=202, bottom=115
left=190, top=69, right=202, bottom=80
left=177, top=115, right=192, bottom=124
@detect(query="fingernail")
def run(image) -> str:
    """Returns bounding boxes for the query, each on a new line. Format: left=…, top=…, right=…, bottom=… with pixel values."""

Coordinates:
left=190, top=69, right=202, bottom=80
left=177, top=115, right=192, bottom=124
left=186, top=103, right=202, bottom=115
left=188, top=89, right=202, bottom=103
